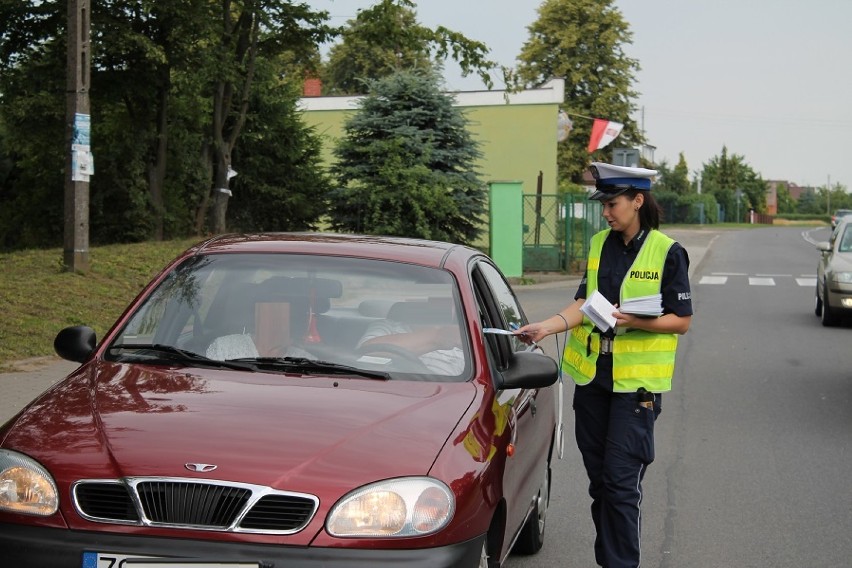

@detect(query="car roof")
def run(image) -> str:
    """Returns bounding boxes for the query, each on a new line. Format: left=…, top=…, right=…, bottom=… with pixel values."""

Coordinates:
left=187, top=232, right=483, bottom=269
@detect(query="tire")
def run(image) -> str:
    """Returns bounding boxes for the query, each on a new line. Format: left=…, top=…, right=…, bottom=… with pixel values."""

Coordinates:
left=478, top=537, right=491, bottom=568
left=513, top=460, right=551, bottom=555
left=821, top=284, right=841, bottom=327
left=815, top=284, right=823, bottom=316
left=479, top=528, right=502, bottom=568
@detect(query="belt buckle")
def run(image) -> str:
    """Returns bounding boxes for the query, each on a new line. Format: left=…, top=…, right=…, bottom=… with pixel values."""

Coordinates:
left=600, top=336, right=613, bottom=355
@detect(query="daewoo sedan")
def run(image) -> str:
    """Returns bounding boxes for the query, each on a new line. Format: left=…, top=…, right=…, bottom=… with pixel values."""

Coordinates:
left=0, top=233, right=561, bottom=568
left=816, top=217, right=852, bottom=326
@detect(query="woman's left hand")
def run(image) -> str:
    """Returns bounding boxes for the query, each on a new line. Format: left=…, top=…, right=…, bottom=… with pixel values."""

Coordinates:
left=613, top=310, right=637, bottom=328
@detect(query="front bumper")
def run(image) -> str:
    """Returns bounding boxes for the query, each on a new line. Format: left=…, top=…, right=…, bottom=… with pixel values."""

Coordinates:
left=0, top=523, right=485, bottom=568
left=826, top=283, right=852, bottom=311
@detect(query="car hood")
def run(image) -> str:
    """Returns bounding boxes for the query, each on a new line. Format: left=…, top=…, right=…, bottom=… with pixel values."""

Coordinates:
left=3, top=361, right=477, bottom=490
left=829, top=251, right=852, bottom=272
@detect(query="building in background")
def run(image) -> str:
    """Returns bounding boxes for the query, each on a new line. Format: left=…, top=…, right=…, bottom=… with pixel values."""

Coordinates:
left=298, top=79, right=565, bottom=201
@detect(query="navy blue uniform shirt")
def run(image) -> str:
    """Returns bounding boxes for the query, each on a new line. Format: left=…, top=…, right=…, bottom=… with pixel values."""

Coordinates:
left=575, top=228, right=693, bottom=330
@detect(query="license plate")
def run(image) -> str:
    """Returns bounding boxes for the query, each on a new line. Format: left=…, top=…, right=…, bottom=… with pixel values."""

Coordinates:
left=83, top=552, right=260, bottom=568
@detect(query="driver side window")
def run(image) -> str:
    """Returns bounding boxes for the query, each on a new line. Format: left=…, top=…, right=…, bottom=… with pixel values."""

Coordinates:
left=473, top=262, right=530, bottom=370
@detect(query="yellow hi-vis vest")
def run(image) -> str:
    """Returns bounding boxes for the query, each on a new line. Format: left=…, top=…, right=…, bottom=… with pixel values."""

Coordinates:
left=562, top=228, right=679, bottom=393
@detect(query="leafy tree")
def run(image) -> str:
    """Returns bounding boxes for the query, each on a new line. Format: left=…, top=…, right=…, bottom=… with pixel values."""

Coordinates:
left=321, top=0, right=495, bottom=95
left=796, top=189, right=821, bottom=215
left=0, top=1, right=335, bottom=249
left=809, top=182, right=852, bottom=216
left=199, top=1, right=334, bottom=234
left=699, top=146, right=766, bottom=221
left=329, top=70, right=486, bottom=245
left=92, top=0, right=214, bottom=241
left=775, top=183, right=796, bottom=214
left=654, top=153, right=693, bottom=220
left=668, top=153, right=692, bottom=195
left=516, top=0, right=642, bottom=184
left=0, top=28, right=66, bottom=249
left=227, top=60, right=331, bottom=232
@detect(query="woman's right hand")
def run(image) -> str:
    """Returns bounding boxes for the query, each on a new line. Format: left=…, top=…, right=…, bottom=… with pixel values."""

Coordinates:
left=513, top=322, right=552, bottom=344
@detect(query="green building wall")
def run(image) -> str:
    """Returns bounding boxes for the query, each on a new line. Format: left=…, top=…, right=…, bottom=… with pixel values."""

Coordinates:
left=297, top=79, right=564, bottom=262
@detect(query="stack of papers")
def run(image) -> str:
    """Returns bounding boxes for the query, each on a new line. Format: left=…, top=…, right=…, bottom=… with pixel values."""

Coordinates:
left=620, top=293, right=663, bottom=317
left=580, top=291, right=617, bottom=332
left=581, top=291, right=664, bottom=332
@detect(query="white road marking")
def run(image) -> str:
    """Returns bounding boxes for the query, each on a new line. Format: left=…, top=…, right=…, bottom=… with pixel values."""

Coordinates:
left=700, top=274, right=817, bottom=287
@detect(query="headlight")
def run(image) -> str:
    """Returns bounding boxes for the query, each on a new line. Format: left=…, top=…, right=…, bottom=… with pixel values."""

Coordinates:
left=831, top=272, right=852, bottom=284
left=327, top=477, right=454, bottom=537
left=0, top=449, right=59, bottom=516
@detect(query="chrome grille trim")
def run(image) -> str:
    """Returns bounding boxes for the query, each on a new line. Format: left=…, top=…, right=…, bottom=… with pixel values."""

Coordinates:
left=72, top=477, right=319, bottom=535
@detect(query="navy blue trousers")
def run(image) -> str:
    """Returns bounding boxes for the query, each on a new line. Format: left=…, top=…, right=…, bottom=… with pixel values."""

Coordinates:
left=572, top=356, right=662, bottom=568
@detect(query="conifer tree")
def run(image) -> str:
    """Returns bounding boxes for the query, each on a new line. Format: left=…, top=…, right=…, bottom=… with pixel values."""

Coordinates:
left=329, top=70, right=485, bottom=245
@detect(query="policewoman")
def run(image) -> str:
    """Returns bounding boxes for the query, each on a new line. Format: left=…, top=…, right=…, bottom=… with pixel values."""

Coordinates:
left=516, top=162, right=692, bottom=568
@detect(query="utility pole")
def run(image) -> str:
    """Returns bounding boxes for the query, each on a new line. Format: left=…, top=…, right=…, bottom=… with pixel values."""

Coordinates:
left=827, top=175, right=831, bottom=215
left=64, top=0, right=92, bottom=272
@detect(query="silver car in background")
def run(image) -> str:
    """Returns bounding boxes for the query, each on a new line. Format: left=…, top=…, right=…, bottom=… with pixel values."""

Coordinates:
left=815, top=217, right=852, bottom=326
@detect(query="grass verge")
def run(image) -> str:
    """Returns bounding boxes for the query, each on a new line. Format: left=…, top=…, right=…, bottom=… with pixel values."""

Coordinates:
left=0, top=238, right=200, bottom=369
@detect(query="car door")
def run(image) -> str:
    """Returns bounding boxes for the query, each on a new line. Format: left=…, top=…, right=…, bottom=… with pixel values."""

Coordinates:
left=470, top=260, right=554, bottom=544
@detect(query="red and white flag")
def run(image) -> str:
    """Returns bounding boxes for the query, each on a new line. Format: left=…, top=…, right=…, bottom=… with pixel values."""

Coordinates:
left=587, top=119, right=624, bottom=153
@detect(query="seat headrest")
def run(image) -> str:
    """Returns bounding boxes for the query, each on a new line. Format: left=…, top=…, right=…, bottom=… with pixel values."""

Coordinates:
left=255, top=276, right=342, bottom=299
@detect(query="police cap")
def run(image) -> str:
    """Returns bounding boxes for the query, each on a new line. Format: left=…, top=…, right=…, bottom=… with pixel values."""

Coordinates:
left=588, top=162, right=658, bottom=200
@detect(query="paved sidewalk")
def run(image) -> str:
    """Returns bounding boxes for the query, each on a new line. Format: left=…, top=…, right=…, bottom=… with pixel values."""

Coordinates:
left=0, top=357, right=79, bottom=424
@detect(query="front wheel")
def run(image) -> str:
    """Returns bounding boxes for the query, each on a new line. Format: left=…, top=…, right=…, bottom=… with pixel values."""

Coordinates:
left=822, top=284, right=841, bottom=327
left=513, top=459, right=550, bottom=555
left=814, top=284, right=823, bottom=316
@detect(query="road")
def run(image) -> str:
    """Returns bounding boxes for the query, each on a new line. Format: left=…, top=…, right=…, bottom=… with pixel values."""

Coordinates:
left=510, top=225, right=852, bottom=567
left=3, top=227, right=850, bottom=567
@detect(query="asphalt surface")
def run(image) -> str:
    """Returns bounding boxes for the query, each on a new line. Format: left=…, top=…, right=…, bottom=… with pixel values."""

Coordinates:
left=0, top=227, right=717, bottom=425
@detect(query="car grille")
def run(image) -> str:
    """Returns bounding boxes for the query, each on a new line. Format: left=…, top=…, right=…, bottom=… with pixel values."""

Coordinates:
left=72, top=478, right=318, bottom=534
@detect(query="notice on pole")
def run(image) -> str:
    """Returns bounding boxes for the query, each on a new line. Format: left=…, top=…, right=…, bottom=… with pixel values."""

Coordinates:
left=71, top=113, right=94, bottom=182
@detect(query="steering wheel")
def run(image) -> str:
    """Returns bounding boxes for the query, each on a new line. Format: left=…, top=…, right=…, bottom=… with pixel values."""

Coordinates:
left=355, top=343, right=431, bottom=372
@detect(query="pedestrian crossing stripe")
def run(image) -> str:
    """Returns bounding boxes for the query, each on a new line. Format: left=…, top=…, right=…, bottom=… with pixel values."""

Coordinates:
left=698, top=274, right=817, bottom=287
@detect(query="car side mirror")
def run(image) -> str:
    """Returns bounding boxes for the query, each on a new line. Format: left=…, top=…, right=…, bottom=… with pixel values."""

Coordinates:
left=54, top=325, right=97, bottom=363
left=500, top=350, right=559, bottom=390
left=816, top=241, right=831, bottom=252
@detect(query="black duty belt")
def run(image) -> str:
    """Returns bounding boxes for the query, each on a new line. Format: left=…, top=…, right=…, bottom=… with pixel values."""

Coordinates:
left=586, top=334, right=614, bottom=356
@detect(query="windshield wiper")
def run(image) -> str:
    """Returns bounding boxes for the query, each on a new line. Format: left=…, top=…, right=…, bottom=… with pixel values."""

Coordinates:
left=229, top=356, right=390, bottom=380
left=108, top=343, right=258, bottom=372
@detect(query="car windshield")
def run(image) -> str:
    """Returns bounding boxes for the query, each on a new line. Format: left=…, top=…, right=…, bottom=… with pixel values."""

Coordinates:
left=106, top=253, right=471, bottom=382
left=839, top=224, right=852, bottom=253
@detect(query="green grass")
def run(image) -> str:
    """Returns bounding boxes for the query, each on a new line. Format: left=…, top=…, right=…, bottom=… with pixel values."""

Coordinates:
left=0, top=238, right=201, bottom=368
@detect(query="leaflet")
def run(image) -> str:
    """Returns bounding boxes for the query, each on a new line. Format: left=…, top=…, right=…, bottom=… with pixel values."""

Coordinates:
left=483, top=327, right=517, bottom=335
left=580, top=290, right=617, bottom=332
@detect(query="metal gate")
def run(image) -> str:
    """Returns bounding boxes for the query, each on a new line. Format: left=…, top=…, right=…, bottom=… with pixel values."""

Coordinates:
left=522, top=194, right=605, bottom=272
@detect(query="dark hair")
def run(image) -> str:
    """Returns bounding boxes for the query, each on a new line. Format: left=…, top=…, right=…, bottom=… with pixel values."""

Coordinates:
left=625, top=189, right=662, bottom=230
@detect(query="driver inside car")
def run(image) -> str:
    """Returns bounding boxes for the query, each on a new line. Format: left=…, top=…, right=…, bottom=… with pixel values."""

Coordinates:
left=356, top=304, right=465, bottom=376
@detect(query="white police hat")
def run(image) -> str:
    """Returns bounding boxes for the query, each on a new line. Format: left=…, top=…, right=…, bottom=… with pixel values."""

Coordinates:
left=588, top=162, right=658, bottom=200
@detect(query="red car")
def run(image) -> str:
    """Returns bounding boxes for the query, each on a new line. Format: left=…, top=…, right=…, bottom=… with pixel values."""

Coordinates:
left=0, top=233, right=561, bottom=568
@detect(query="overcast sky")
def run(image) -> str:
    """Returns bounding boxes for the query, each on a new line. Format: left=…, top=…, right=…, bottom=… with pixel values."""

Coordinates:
left=308, top=0, right=852, bottom=191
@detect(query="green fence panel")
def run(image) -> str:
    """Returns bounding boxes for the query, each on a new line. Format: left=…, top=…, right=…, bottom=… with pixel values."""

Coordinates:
left=522, top=193, right=605, bottom=273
